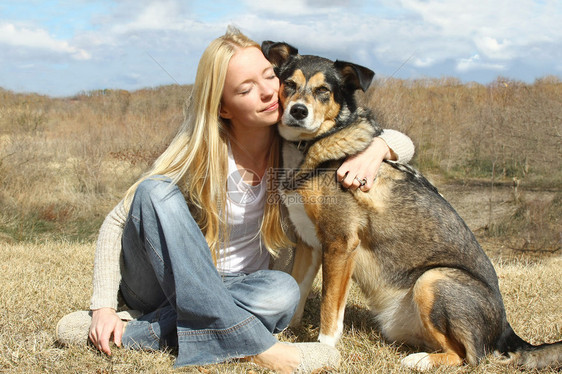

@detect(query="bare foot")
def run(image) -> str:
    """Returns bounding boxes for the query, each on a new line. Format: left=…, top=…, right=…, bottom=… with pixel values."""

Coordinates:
left=249, top=342, right=300, bottom=373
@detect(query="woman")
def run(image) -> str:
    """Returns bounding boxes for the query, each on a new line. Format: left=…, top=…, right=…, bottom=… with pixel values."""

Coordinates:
left=56, top=27, right=414, bottom=373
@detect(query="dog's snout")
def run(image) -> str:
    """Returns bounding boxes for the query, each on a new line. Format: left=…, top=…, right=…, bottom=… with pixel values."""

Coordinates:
left=290, top=104, right=308, bottom=120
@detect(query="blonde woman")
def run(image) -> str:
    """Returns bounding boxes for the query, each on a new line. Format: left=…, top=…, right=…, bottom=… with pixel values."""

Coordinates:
left=57, top=27, right=414, bottom=373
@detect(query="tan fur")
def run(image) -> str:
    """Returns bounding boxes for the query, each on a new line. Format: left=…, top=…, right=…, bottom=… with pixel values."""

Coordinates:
left=290, top=240, right=321, bottom=325
left=414, top=270, right=466, bottom=367
left=281, top=70, right=306, bottom=102
left=307, top=72, right=326, bottom=88
left=306, top=72, right=341, bottom=136
left=319, top=234, right=359, bottom=339
left=298, top=114, right=376, bottom=172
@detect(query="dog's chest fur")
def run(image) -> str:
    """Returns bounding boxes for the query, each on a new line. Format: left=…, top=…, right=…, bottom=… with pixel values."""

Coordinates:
left=280, top=141, right=322, bottom=249
left=278, top=111, right=380, bottom=250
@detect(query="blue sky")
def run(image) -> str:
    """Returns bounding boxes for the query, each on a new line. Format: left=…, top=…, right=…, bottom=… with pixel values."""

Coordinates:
left=1, top=0, right=561, bottom=97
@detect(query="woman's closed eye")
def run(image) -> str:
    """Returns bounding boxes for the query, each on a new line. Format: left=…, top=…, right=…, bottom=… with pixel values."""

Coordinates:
left=237, top=84, right=252, bottom=95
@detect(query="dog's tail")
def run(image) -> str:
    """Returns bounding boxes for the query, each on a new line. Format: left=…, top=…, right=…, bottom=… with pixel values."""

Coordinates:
left=496, top=325, right=562, bottom=369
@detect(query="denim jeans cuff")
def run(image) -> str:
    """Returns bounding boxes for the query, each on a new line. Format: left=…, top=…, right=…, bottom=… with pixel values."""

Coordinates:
left=122, top=306, right=178, bottom=350
left=174, top=315, right=277, bottom=367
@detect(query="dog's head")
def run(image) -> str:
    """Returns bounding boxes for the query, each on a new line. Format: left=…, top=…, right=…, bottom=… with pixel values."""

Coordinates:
left=262, top=41, right=375, bottom=142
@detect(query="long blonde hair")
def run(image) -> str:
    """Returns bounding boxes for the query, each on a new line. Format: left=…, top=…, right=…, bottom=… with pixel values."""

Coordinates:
left=123, top=26, right=291, bottom=263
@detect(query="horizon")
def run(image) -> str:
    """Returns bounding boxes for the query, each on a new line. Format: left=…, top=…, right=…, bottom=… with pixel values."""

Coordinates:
left=4, top=73, right=562, bottom=100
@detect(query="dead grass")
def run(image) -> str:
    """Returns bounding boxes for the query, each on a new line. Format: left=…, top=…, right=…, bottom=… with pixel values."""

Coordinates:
left=0, top=86, right=188, bottom=242
left=0, top=240, right=560, bottom=373
left=363, top=76, right=562, bottom=184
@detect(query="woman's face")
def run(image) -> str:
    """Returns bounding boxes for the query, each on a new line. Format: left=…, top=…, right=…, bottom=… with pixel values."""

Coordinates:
left=220, top=47, right=280, bottom=130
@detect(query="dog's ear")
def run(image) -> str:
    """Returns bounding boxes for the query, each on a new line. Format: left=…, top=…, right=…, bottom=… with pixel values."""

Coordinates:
left=334, top=60, right=375, bottom=92
left=261, top=41, right=299, bottom=69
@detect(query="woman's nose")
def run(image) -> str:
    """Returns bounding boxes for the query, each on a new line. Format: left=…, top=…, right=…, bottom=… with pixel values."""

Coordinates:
left=260, top=80, right=276, bottom=99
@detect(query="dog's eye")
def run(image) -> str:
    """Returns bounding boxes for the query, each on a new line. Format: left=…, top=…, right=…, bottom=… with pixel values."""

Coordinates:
left=284, top=80, right=297, bottom=91
left=315, top=86, right=330, bottom=95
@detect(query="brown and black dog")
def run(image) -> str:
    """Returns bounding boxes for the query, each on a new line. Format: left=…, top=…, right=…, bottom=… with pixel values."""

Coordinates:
left=262, top=40, right=562, bottom=370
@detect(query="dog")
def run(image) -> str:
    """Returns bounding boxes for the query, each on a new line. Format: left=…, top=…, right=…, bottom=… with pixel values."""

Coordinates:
left=261, top=40, right=562, bottom=370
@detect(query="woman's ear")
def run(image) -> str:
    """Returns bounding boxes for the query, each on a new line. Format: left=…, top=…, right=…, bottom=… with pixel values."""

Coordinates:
left=219, top=104, right=232, bottom=119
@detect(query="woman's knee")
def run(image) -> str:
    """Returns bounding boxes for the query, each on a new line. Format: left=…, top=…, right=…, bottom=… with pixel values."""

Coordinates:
left=281, top=272, right=301, bottom=312
left=130, top=176, right=192, bottom=220
left=275, top=271, right=300, bottom=302
left=257, top=270, right=300, bottom=313
left=133, top=176, right=174, bottom=206
left=246, top=271, right=300, bottom=332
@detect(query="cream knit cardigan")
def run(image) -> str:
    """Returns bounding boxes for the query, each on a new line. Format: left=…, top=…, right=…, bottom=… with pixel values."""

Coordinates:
left=90, top=130, right=415, bottom=310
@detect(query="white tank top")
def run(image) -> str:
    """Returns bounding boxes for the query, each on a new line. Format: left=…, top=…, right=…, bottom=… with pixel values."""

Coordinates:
left=215, top=145, right=270, bottom=274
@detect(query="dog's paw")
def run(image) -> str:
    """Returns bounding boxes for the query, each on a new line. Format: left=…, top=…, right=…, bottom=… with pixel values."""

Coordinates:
left=317, top=333, right=339, bottom=347
left=401, top=352, right=433, bottom=371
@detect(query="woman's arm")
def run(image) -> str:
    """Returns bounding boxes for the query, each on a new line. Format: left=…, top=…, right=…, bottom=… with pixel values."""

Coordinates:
left=89, top=200, right=127, bottom=355
left=91, top=200, right=127, bottom=310
left=378, top=129, right=415, bottom=164
left=337, top=129, right=415, bottom=191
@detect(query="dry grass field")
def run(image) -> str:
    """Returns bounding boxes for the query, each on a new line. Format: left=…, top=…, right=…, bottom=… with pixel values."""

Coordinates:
left=0, top=241, right=560, bottom=373
left=0, top=77, right=560, bottom=373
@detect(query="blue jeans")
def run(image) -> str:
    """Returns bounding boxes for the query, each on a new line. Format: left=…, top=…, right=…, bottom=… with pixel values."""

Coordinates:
left=118, top=176, right=300, bottom=367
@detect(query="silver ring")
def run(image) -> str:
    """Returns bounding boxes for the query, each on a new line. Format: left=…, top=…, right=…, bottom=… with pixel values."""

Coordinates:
left=356, top=177, right=367, bottom=187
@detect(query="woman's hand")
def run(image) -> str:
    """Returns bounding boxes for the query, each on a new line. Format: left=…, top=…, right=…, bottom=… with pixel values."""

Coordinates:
left=337, top=137, right=396, bottom=192
left=89, top=307, right=124, bottom=356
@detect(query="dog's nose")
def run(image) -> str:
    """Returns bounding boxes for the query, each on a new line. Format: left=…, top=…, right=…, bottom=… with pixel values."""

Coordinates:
left=290, top=104, right=308, bottom=120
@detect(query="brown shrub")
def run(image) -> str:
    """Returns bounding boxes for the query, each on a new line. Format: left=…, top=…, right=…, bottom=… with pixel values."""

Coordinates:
left=0, top=79, right=559, bottom=249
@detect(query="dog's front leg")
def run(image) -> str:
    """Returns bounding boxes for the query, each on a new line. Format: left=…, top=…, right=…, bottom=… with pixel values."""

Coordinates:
left=290, top=239, right=322, bottom=327
left=318, top=236, right=359, bottom=346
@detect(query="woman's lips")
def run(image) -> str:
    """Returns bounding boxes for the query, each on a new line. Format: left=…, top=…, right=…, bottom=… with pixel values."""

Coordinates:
left=262, top=101, right=279, bottom=112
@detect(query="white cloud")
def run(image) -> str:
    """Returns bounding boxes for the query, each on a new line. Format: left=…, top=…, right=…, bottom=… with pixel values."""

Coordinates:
left=413, top=57, right=435, bottom=68
left=1, top=0, right=560, bottom=96
left=228, top=0, right=562, bottom=80
left=0, top=22, right=91, bottom=60
left=241, top=0, right=345, bottom=16
left=397, top=0, right=562, bottom=63
left=475, top=36, right=514, bottom=60
left=109, top=0, right=188, bottom=33
left=456, top=54, right=505, bottom=72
